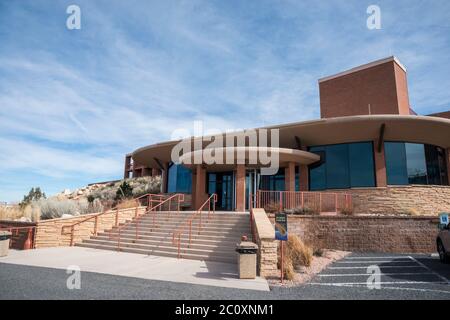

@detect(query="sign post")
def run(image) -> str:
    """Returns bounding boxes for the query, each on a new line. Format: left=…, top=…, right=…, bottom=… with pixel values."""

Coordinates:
left=275, top=212, right=288, bottom=284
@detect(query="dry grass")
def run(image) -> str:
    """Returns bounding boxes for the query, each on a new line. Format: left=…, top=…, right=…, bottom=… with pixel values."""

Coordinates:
left=287, top=234, right=313, bottom=267
left=116, top=199, right=139, bottom=210
left=0, top=205, right=40, bottom=222
left=339, top=207, right=354, bottom=215
left=0, top=206, right=23, bottom=221
left=278, top=235, right=313, bottom=280
left=401, top=208, right=421, bottom=216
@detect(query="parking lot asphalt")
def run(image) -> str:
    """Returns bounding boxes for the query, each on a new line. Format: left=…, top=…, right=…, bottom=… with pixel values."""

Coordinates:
left=0, top=253, right=449, bottom=300
left=305, top=253, right=450, bottom=297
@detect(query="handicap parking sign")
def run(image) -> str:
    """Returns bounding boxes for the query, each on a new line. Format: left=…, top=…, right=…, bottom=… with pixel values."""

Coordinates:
left=439, top=213, right=449, bottom=225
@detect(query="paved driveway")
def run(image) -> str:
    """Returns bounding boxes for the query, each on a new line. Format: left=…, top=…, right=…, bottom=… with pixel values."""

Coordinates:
left=0, top=247, right=269, bottom=292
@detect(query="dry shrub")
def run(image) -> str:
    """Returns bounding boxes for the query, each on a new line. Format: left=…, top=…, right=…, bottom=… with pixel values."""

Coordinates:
left=0, top=206, right=24, bottom=221
left=339, top=207, right=354, bottom=215
left=401, top=208, right=421, bottom=216
left=277, top=235, right=314, bottom=280
left=264, top=202, right=280, bottom=213
left=287, top=235, right=313, bottom=267
left=116, top=199, right=139, bottom=210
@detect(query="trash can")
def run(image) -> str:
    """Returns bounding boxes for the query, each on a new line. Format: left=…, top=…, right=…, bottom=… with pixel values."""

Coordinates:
left=235, top=241, right=258, bottom=279
left=0, top=231, right=12, bottom=257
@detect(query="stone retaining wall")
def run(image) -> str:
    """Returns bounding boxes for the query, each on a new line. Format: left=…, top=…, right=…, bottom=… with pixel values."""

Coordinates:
left=337, top=185, right=450, bottom=215
left=251, top=209, right=277, bottom=277
left=34, top=207, right=146, bottom=248
left=273, top=214, right=440, bottom=253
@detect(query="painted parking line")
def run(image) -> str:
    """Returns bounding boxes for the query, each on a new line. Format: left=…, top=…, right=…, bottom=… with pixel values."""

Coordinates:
left=328, top=265, right=427, bottom=270
left=309, top=254, right=450, bottom=295
left=334, top=260, right=417, bottom=264
left=307, top=282, right=450, bottom=295
left=344, top=256, right=415, bottom=259
left=317, top=272, right=435, bottom=277
left=408, top=255, right=450, bottom=284
left=309, top=280, right=449, bottom=285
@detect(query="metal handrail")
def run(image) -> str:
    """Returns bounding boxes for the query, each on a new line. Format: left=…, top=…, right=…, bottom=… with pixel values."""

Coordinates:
left=253, top=190, right=353, bottom=213
left=0, top=225, right=36, bottom=249
left=109, top=193, right=185, bottom=251
left=172, top=194, right=217, bottom=259
left=62, top=193, right=170, bottom=246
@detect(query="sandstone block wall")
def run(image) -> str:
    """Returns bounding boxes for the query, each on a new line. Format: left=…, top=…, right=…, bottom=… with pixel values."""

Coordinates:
left=349, top=186, right=450, bottom=215
left=272, top=215, right=440, bottom=253
left=251, top=208, right=277, bottom=277
left=34, top=207, right=146, bottom=248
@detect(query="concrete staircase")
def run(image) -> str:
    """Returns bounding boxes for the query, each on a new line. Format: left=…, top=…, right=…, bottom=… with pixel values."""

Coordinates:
left=75, top=211, right=251, bottom=264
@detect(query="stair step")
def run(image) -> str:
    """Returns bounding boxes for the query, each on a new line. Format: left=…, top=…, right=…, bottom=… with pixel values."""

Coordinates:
left=93, top=234, right=244, bottom=247
left=84, top=238, right=237, bottom=253
left=104, top=227, right=250, bottom=238
left=76, top=242, right=237, bottom=263
left=98, top=229, right=251, bottom=242
left=124, top=221, right=249, bottom=231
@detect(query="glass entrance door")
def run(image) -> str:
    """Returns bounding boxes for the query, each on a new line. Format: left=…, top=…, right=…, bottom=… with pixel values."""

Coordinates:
left=207, top=172, right=234, bottom=211
left=246, top=169, right=260, bottom=210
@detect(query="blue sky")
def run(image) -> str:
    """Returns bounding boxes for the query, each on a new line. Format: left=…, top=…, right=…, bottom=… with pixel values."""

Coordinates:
left=1, top=0, right=449, bottom=202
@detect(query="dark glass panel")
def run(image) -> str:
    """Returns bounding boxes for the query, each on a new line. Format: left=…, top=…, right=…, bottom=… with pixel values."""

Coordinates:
left=309, top=146, right=326, bottom=191
left=385, top=142, right=408, bottom=185
left=325, top=144, right=350, bottom=189
left=405, top=143, right=427, bottom=184
left=167, top=164, right=192, bottom=193
left=349, top=142, right=376, bottom=187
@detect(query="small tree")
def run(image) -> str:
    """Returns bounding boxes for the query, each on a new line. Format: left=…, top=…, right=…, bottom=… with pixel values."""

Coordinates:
left=20, top=187, right=46, bottom=208
left=116, top=181, right=133, bottom=200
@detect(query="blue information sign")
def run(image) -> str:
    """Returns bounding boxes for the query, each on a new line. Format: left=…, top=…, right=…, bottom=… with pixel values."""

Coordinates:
left=439, top=213, right=449, bottom=226
left=275, top=212, right=288, bottom=241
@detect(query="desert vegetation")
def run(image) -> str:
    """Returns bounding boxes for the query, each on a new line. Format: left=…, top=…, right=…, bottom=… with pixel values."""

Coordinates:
left=278, top=234, right=313, bottom=280
left=0, top=176, right=161, bottom=222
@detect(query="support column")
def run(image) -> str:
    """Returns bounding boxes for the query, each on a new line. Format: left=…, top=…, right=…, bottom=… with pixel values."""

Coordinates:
left=193, top=165, right=207, bottom=210
left=235, top=164, right=246, bottom=212
left=299, top=165, right=309, bottom=191
left=284, top=162, right=296, bottom=191
left=299, top=146, right=309, bottom=191
left=161, top=163, right=169, bottom=193
left=374, top=138, right=387, bottom=187
left=191, top=169, right=197, bottom=210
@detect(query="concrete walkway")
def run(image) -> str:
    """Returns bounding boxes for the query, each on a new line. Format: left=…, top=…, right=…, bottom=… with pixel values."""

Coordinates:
left=0, top=247, right=269, bottom=291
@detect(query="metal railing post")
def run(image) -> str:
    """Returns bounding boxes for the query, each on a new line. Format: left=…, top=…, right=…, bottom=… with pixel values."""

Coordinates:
left=94, top=216, right=98, bottom=236
left=189, top=220, right=192, bottom=247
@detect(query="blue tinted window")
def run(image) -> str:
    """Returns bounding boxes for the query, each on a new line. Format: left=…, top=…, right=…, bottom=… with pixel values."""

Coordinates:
left=309, top=142, right=375, bottom=190
left=405, top=143, right=427, bottom=184
left=385, top=142, right=408, bottom=185
left=326, top=144, right=350, bottom=189
left=260, top=169, right=285, bottom=191
left=167, top=164, right=192, bottom=193
left=349, top=142, right=376, bottom=187
left=309, top=146, right=326, bottom=191
left=385, top=142, right=449, bottom=186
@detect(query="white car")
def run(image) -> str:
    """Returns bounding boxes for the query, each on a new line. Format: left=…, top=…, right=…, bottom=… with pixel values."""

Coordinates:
left=437, top=224, right=450, bottom=263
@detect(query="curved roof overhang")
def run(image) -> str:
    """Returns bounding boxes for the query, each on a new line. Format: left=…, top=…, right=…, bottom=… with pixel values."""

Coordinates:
left=177, top=147, right=320, bottom=171
left=132, top=115, right=450, bottom=168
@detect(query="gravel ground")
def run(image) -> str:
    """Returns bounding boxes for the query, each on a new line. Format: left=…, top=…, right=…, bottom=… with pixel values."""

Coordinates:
left=1, top=253, right=449, bottom=300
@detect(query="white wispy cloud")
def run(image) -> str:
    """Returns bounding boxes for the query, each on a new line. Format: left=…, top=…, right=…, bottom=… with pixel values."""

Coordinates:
left=0, top=0, right=449, bottom=201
